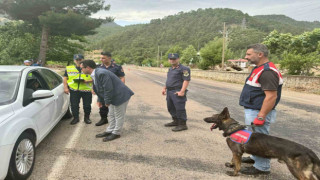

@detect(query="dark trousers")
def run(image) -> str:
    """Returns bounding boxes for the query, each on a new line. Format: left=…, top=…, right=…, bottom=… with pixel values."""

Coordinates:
left=166, top=90, right=187, bottom=121
left=70, top=90, right=92, bottom=118
left=99, top=105, right=109, bottom=118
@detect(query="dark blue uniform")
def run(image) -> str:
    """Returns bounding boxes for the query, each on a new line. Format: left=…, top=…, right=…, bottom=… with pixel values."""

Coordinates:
left=97, top=63, right=125, bottom=118
left=165, top=64, right=191, bottom=121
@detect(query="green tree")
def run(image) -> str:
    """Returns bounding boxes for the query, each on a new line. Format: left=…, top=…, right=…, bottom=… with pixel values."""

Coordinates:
left=0, top=21, right=39, bottom=64
left=280, top=51, right=320, bottom=75
left=263, top=30, right=293, bottom=58
left=180, top=45, right=199, bottom=66
left=0, top=0, right=112, bottom=65
left=163, top=45, right=183, bottom=60
left=228, top=27, right=267, bottom=58
left=199, top=38, right=232, bottom=69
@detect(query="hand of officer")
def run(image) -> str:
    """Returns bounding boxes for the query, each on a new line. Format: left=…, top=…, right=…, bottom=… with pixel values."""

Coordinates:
left=253, top=116, right=265, bottom=126
left=162, top=88, right=166, bottom=95
left=64, top=87, right=69, bottom=94
left=105, top=104, right=110, bottom=107
left=97, top=102, right=103, bottom=108
left=175, top=91, right=185, bottom=96
left=91, top=89, right=96, bottom=95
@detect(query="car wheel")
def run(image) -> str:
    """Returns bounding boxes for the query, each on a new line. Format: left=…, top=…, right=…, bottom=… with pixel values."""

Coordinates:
left=62, top=104, right=73, bottom=119
left=6, top=133, right=36, bottom=180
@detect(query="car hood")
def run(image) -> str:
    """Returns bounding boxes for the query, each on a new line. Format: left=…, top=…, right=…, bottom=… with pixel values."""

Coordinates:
left=0, top=104, right=14, bottom=125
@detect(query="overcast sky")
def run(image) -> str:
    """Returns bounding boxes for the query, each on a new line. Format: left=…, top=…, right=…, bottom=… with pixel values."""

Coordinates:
left=92, top=0, right=320, bottom=26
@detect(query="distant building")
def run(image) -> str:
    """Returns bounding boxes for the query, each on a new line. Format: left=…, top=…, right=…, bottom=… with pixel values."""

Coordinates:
left=227, top=59, right=248, bottom=68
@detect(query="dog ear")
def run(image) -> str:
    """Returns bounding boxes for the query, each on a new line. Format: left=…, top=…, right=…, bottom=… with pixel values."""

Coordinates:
left=219, top=107, right=230, bottom=119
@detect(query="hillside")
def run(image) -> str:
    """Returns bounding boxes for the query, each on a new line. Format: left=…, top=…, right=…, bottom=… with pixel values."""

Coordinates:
left=86, top=22, right=123, bottom=45
left=87, top=8, right=320, bottom=64
left=253, top=15, right=320, bottom=33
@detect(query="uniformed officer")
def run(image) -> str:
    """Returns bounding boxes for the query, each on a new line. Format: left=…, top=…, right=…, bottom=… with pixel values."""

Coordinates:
left=162, top=53, right=191, bottom=132
left=94, top=52, right=125, bottom=126
left=63, top=54, right=93, bottom=125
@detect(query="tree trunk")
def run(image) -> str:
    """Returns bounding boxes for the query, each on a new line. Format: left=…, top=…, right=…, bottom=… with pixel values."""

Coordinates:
left=38, top=26, right=49, bottom=66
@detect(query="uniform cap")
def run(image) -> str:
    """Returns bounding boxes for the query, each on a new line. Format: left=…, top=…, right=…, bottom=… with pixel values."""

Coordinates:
left=168, top=53, right=179, bottom=59
left=73, top=54, right=84, bottom=60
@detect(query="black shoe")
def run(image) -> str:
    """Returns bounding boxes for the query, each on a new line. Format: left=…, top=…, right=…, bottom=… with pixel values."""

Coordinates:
left=242, top=156, right=255, bottom=164
left=95, top=117, right=108, bottom=126
left=70, top=117, right=79, bottom=125
left=172, top=125, right=188, bottom=131
left=241, top=166, right=270, bottom=175
left=164, top=120, right=178, bottom=127
left=103, top=134, right=120, bottom=142
left=172, top=120, right=188, bottom=132
left=84, top=115, right=92, bottom=124
left=96, top=132, right=112, bottom=138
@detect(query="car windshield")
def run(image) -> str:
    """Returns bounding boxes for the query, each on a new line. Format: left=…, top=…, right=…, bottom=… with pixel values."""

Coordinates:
left=0, top=72, right=20, bottom=105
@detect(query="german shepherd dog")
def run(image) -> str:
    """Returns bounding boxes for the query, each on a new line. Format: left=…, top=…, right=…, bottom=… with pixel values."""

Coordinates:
left=204, top=107, right=320, bottom=180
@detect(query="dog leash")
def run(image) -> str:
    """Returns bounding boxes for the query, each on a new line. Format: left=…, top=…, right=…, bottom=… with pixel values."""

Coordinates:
left=246, top=123, right=256, bottom=133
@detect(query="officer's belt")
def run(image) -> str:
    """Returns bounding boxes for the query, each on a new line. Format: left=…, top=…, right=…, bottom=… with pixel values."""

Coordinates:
left=167, top=87, right=181, bottom=91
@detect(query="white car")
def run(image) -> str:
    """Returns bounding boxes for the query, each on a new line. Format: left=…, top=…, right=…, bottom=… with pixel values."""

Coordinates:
left=0, top=66, right=71, bottom=180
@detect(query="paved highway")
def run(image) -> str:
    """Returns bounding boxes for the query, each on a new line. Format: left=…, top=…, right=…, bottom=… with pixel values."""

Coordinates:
left=29, top=67, right=320, bottom=180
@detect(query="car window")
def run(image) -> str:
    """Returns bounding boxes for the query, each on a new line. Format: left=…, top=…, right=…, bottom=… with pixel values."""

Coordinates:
left=38, top=69, right=62, bottom=90
left=0, top=72, right=20, bottom=105
left=23, top=71, right=49, bottom=106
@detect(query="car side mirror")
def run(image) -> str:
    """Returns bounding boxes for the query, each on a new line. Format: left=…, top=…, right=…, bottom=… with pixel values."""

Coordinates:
left=32, top=90, right=54, bottom=100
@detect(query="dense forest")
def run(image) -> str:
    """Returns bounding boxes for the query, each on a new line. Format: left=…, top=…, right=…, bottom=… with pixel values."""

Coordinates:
left=1, top=7, right=319, bottom=75
left=88, top=8, right=320, bottom=72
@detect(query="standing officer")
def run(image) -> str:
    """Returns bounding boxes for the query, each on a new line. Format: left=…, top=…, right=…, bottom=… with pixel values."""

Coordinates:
left=94, top=52, right=125, bottom=126
left=162, top=53, right=191, bottom=132
left=239, top=44, right=283, bottom=175
left=63, top=54, right=93, bottom=125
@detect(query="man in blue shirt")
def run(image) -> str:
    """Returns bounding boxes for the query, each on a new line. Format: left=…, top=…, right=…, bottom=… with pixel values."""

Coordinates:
left=162, top=53, right=191, bottom=132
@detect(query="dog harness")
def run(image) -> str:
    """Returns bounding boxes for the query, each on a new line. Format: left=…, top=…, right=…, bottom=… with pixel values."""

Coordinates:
left=230, top=130, right=252, bottom=144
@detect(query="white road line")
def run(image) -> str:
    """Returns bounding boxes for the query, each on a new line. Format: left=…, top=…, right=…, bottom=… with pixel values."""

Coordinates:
left=154, top=80, right=165, bottom=85
left=47, top=122, right=85, bottom=180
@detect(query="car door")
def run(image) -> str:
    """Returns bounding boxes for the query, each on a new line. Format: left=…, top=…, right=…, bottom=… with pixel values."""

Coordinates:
left=38, top=69, right=66, bottom=122
left=22, top=70, right=56, bottom=138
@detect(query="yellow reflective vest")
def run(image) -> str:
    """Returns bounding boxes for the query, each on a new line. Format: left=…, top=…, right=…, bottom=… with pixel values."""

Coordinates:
left=66, top=66, right=92, bottom=92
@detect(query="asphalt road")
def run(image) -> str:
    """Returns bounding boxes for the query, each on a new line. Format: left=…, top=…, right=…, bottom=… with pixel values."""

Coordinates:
left=29, top=67, right=320, bottom=180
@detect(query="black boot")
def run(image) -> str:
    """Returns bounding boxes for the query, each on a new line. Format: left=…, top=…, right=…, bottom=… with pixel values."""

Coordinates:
left=84, top=114, right=92, bottom=124
left=95, top=117, right=108, bottom=126
left=164, top=118, right=178, bottom=127
left=70, top=117, right=79, bottom=125
left=172, top=119, right=188, bottom=132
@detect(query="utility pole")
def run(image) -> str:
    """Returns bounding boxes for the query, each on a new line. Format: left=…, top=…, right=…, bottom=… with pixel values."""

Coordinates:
left=221, top=22, right=226, bottom=71
left=157, top=45, right=160, bottom=67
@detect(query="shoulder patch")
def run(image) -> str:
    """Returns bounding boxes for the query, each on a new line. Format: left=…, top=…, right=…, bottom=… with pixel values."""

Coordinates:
left=183, top=70, right=189, bottom=77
